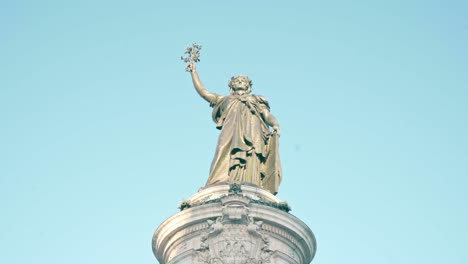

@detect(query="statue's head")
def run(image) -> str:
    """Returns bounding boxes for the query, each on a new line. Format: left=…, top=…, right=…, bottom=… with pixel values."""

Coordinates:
left=228, top=75, right=252, bottom=94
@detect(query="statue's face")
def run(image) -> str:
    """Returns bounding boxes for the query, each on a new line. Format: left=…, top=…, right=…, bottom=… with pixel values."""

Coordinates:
left=231, top=78, right=250, bottom=91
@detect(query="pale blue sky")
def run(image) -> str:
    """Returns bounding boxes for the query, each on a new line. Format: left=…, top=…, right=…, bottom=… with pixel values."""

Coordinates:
left=1, top=1, right=467, bottom=263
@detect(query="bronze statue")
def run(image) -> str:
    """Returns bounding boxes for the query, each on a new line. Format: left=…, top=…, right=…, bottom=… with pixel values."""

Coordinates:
left=182, top=44, right=282, bottom=194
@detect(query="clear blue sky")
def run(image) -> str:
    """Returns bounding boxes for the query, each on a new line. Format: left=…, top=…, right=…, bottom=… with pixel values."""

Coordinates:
left=1, top=1, right=467, bottom=263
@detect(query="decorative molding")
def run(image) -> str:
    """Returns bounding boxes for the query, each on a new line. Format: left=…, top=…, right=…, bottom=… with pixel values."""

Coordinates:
left=179, top=200, right=192, bottom=210
left=228, top=183, right=243, bottom=194
left=179, top=184, right=291, bottom=213
left=262, top=223, right=300, bottom=250
left=221, top=194, right=251, bottom=206
left=251, top=200, right=291, bottom=212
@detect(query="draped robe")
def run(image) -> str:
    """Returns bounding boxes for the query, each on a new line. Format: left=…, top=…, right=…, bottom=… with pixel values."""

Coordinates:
left=205, top=93, right=282, bottom=194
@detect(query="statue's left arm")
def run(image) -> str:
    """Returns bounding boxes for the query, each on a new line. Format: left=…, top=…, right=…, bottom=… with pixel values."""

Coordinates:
left=254, top=95, right=280, bottom=136
left=262, top=109, right=281, bottom=137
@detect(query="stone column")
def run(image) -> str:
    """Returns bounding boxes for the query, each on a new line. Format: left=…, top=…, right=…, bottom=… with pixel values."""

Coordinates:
left=152, top=184, right=316, bottom=264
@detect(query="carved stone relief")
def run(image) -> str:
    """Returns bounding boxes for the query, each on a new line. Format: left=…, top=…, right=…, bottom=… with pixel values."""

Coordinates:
left=195, top=196, right=273, bottom=264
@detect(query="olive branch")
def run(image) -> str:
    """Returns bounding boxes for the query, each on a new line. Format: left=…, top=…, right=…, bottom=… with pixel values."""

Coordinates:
left=181, top=43, right=202, bottom=72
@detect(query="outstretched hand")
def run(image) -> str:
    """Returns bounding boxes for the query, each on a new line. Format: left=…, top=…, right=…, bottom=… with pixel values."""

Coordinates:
left=187, top=60, right=197, bottom=73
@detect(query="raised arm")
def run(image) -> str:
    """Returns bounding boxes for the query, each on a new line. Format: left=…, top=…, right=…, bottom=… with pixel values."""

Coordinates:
left=188, top=61, right=218, bottom=103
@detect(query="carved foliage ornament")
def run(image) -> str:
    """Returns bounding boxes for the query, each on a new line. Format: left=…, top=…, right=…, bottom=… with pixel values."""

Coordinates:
left=178, top=184, right=291, bottom=213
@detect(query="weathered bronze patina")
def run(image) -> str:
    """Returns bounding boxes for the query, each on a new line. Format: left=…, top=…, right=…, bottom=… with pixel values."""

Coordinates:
left=183, top=44, right=282, bottom=194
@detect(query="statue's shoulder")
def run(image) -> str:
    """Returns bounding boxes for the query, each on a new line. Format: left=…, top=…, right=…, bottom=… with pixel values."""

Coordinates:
left=252, top=94, right=270, bottom=109
left=209, top=93, right=225, bottom=107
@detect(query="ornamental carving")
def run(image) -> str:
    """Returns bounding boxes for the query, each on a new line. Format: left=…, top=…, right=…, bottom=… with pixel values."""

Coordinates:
left=195, top=201, right=273, bottom=264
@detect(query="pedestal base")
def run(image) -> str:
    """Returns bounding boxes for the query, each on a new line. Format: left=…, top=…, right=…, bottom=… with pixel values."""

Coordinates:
left=152, top=184, right=316, bottom=264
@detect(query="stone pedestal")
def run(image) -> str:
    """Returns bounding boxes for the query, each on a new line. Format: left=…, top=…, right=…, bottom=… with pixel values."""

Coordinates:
left=152, top=184, right=316, bottom=264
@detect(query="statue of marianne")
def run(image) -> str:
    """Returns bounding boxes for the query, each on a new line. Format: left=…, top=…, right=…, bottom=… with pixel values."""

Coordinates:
left=187, top=60, right=282, bottom=195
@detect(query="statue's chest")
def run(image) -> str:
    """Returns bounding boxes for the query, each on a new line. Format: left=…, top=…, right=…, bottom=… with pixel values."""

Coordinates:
left=224, top=96, right=256, bottom=110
